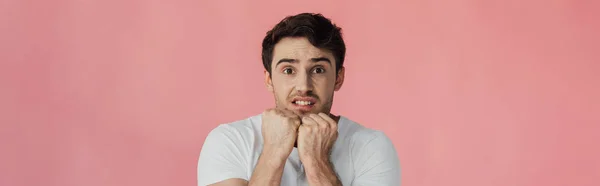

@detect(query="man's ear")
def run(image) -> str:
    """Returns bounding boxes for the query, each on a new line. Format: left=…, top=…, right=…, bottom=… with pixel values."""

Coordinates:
left=265, top=70, right=273, bottom=92
left=334, top=67, right=345, bottom=91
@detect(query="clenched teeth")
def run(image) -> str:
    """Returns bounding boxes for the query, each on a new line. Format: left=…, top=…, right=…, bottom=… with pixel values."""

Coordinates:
left=294, top=101, right=313, bottom=105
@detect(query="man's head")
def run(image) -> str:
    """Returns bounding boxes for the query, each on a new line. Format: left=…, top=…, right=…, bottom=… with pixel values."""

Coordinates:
left=262, top=13, right=346, bottom=116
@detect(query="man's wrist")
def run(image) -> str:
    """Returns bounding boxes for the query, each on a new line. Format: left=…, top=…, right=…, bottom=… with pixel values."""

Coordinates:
left=261, top=147, right=289, bottom=166
left=304, top=157, right=329, bottom=174
left=249, top=147, right=290, bottom=186
left=302, top=153, right=329, bottom=167
left=303, top=158, right=341, bottom=186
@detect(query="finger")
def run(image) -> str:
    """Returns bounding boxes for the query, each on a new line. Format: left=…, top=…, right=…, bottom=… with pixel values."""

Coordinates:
left=301, top=115, right=317, bottom=126
left=309, top=114, right=329, bottom=128
left=318, top=113, right=337, bottom=128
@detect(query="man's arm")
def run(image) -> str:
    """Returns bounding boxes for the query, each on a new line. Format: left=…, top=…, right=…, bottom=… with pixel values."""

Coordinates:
left=247, top=147, right=288, bottom=186
left=302, top=157, right=342, bottom=186
left=198, top=125, right=291, bottom=186
left=298, top=113, right=343, bottom=186
left=245, top=108, right=302, bottom=186
left=351, top=131, right=401, bottom=186
left=200, top=109, right=301, bottom=186
left=200, top=138, right=290, bottom=186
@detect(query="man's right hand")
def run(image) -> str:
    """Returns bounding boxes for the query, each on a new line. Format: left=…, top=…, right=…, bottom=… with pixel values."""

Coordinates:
left=261, top=108, right=301, bottom=159
left=246, top=109, right=301, bottom=186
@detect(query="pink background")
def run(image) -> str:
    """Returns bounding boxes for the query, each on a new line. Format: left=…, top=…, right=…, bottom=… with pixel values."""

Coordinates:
left=1, top=0, right=599, bottom=186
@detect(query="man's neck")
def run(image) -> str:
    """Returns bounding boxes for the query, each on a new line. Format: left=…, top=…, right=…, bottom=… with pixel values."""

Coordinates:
left=329, top=113, right=341, bottom=123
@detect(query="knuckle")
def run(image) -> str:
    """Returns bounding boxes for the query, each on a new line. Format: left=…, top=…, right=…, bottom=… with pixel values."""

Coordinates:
left=319, top=124, right=328, bottom=130
left=317, top=113, right=328, bottom=118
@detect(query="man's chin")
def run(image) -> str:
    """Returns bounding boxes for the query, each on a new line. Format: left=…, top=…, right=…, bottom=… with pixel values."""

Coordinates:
left=291, top=109, right=310, bottom=116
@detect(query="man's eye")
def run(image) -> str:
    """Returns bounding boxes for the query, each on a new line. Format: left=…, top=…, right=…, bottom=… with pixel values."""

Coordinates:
left=312, top=67, right=325, bottom=74
left=283, top=68, right=294, bottom=74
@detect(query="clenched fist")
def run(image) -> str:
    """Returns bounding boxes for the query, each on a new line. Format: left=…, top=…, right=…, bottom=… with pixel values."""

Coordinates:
left=261, top=108, right=302, bottom=159
left=297, top=113, right=339, bottom=164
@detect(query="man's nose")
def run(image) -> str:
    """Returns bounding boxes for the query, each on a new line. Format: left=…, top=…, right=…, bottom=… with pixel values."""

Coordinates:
left=294, top=71, right=313, bottom=93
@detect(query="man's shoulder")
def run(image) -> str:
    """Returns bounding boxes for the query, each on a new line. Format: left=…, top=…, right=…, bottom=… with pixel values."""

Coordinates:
left=219, top=114, right=261, bottom=129
left=208, top=114, right=261, bottom=137
left=339, top=116, right=398, bottom=165
left=339, top=116, right=390, bottom=145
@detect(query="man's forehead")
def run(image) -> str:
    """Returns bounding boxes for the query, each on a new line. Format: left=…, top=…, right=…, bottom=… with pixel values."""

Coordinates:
left=273, top=37, right=334, bottom=61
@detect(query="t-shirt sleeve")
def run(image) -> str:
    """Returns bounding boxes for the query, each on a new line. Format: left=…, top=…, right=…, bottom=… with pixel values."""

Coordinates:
left=351, top=131, right=401, bottom=186
left=197, top=124, right=249, bottom=186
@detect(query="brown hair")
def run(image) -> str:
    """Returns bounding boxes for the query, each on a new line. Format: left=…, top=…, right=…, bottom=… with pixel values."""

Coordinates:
left=261, top=13, right=346, bottom=76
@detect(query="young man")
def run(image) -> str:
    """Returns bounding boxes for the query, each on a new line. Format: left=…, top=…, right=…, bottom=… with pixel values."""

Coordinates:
left=197, top=13, right=400, bottom=186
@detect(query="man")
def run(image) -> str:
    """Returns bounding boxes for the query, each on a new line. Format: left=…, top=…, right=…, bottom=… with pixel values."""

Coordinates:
left=197, top=13, right=400, bottom=186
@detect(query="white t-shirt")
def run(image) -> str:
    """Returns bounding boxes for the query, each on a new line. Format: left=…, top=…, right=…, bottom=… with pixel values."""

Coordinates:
left=197, top=114, right=401, bottom=186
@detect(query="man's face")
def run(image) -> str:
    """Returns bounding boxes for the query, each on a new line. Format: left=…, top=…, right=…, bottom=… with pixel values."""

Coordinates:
left=265, top=37, right=345, bottom=116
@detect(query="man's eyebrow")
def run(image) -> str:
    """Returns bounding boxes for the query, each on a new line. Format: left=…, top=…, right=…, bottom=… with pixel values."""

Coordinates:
left=275, top=57, right=332, bottom=67
left=310, top=57, right=331, bottom=66
left=276, top=58, right=297, bottom=67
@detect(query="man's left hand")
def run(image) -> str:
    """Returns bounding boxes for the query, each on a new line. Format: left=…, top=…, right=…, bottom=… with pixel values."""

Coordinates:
left=297, top=113, right=338, bottom=164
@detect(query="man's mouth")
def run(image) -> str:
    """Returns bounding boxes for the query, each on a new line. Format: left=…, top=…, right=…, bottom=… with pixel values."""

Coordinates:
left=293, top=100, right=315, bottom=106
left=291, top=97, right=317, bottom=107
